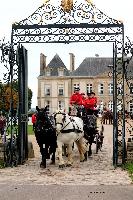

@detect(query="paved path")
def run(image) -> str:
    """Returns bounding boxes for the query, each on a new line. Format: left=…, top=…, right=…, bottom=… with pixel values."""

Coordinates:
left=0, top=124, right=132, bottom=199
left=0, top=184, right=133, bottom=200
left=0, top=124, right=132, bottom=185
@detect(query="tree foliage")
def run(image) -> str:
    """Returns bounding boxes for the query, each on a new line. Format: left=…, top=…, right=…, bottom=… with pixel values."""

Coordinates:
left=0, top=81, right=33, bottom=113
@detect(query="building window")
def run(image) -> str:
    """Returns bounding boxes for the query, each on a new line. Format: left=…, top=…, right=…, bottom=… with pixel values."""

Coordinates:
left=99, top=101, right=104, bottom=112
left=108, top=101, right=113, bottom=111
left=108, top=83, right=113, bottom=95
left=130, top=83, right=133, bottom=94
left=73, top=83, right=80, bottom=91
left=45, top=101, right=50, bottom=113
left=46, top=70, right=51, bottom=76
left=118, top=84, right=122, bottom=95
left=58, top=69, right=64, bottom=76
left=58, top=84, right=64, bottom=96
left=58, top=101, right=65, bottom=110
left=98, top=83, right=104, bottom=95
left=86, top=83, right=92, bottom=94
left=44, top=85, right=51, bottom=96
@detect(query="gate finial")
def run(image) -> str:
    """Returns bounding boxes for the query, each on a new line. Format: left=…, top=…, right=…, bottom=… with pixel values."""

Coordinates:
left=86, top=0, right=93, bottom=4
left=61, top=0, right=73, bottom=13
left=43, top=0, right=50, bottom=4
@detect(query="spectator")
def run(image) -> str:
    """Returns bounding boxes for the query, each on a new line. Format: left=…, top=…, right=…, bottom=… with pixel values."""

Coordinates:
left=0, top=112, right=6, bottom=139
left=31, top=113, right=37, bottom=131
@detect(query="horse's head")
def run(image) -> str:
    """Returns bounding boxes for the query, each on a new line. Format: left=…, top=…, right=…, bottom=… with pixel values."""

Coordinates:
left=35, top=106, right=53, bottom=131
left=54, top=109, right=66, bottom=134
left=36, top=107, right=47, bottom=121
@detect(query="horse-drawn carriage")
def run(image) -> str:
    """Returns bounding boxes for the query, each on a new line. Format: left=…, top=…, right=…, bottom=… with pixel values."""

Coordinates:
left=69, top=105, right=104, bottom=154
left=35, top=106, right=104, bottom=168
left=82, top=113, right=104, bottom=155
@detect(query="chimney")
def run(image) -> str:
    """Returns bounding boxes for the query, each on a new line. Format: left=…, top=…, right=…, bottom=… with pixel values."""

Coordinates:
left=40, top=53, right=47, bottom=75
left=69, top=53, right=75, bottom=72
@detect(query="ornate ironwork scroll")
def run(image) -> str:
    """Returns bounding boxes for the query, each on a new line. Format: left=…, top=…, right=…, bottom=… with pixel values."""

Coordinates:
left=0, top=0, right=127, bottom=166
left=123, top=37, right=133, bottom=141
left=0, top=39, right=19, bottom=167
left=12, top=0, right=123, bottom=44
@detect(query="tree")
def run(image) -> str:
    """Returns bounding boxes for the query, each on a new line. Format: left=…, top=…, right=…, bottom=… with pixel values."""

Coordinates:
left=0, top=81, right=33, bottom=113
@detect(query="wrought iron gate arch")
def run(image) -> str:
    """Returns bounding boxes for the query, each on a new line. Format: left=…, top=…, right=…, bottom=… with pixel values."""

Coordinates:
left=1, top=0, right=133, bottom=167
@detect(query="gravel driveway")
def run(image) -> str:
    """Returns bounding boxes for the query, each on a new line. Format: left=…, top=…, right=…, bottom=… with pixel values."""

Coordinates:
left=0, top=124, right=132, bottom=185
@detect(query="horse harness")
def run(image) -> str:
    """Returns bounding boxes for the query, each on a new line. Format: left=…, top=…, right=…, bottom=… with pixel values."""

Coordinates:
left=54, top=112, right=82, bottom=134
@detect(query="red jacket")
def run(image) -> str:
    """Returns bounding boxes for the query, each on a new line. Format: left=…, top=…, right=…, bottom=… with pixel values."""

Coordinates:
left=70, top=92, right=84, bottom=105
left=83, top=97, right=97, bottom=110
left=32, top=114, right=36, bottom=124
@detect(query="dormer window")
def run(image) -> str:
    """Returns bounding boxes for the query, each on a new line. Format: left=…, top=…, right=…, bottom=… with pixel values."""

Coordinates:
left=58, top=69, right=64, bottom=76
left=46, top=69, right=51, bottom=76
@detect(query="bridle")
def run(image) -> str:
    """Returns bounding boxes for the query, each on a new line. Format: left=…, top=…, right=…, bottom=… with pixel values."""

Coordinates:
left=54, top=111, right=73, bottom=132
left=54, top=111, right=66, bottom=129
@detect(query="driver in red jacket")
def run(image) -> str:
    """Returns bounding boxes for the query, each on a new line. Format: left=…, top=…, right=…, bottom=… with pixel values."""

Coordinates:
left=69, top=87, right=83, bottom=106
left=69, top=87, right=84, bottom=116
left=84, top=92, right=97, bottom=115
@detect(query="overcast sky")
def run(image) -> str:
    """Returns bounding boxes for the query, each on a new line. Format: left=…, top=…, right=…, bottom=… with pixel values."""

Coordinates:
left=0, top=0, right=133, bottom=108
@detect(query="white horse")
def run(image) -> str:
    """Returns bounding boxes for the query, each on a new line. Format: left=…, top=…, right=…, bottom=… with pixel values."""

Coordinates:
left=54, top=109, right=87, bottom=168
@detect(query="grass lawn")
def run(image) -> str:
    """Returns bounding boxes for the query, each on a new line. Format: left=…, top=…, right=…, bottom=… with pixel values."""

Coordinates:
left=5, top=125, right=35, bottom=135
left=123, top=162, right=133, bottom=182
left=28, top=125, right=35, bottom=135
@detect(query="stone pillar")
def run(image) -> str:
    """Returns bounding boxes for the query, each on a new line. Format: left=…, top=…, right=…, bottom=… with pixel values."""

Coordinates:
left=127, top=138, right=133, bottom=162
left=28, top=141, right=35, bottom=158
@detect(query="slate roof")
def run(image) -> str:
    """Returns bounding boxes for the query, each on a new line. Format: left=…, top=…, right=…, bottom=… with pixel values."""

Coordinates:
left=46, top=54, right=70, bottom=76
left=44, top=55, right=133, bottom=77
left=71, top=57, right=113, bottom=76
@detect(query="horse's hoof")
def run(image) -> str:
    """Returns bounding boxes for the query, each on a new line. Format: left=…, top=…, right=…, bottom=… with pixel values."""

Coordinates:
left=66, top=163, right=72, bottom=167
left=59, top=164, right=65, bottom=169
left=88, top=151, right=92, bottom=157
left=80, top=158, right=86, bottom=162
left=40, top=163, right=46, bottom=168
left=50, top=161, right=55, bottom=165
left=84, top=152, right=88, bottom=161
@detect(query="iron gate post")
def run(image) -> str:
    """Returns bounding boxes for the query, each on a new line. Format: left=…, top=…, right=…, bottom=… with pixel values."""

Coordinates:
left=17, top=45, right=28, bottom=164
left=113, top=43, right=118, bottom=166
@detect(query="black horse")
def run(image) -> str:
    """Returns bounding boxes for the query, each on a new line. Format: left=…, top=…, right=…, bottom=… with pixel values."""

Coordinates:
left=81, top=108, right=104, bottom=156
left=35, top=106, right=57, bottom=168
